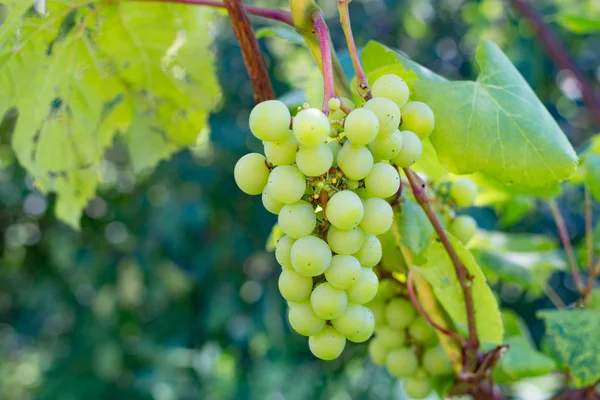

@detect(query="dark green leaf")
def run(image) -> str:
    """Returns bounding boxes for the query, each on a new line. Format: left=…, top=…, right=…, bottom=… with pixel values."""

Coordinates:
left=493, top=337, right=556, bottom=383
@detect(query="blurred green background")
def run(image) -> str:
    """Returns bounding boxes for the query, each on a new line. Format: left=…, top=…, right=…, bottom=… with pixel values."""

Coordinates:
left=0, top=0, right=598, bottom=399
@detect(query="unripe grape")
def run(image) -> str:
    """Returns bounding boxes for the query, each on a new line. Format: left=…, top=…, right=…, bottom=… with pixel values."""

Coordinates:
left=346, top=180, right=359, bottom=190
left=278, top=269, right=313, bottom=302
left=327, top=140, right=342, bottom=167
left=278, top=201, right=316, bottom=238
left=343, top=108, right=380, bottom=146
left=408, top=316, right=435, bottom=344
left=375, top=279, right=401, bottom=301
left=309, top=325, right=346, bottom=360
left=450, top=215, right=478, bottom=245
left=391, top=131, right=422, bottom=168
left=372, top=74, right=410, bottom=109
left=337, top=142, right=374, bottom=180
left=400, top=101, right=435, bottom=140
left=353, top=234, right=382, bottom=267
left=293, top=108, right=330, bottom=146
left=262, top=189, right=284, bottom=214
left=328, top=97, right=341, bottom=111
left=311, top=282, right=348, bottom=320
left=364, top=97, right=401, bottom=136
left=365, top=300, right=386, bottom=325
left=404, top=369, right=433, bottom=399
left=266, top=165, right=306, bottom=204
left=364, top=163, right=401, bottom=198
left=234, top=153, right=270, bottom=195
left=385, top=298, right=416, bottom=330
left=332, top=304, right=374, bottom=342
left=264, top=131, right=298, bottom=166
left=369, top=129, right=404, bottom=160
left=423, top=346, right=454, bottom=376
left=327, top=225, right=366, bottom=255
left=275, top=235, right=295, bottom=269
left=329, top=97, right=356, bottom=121
left=368, top=338, right=388, bottom=365
left=326, top=190, right=364, bottom=230
left=325, top=255, right=362, bottom=289
left=377, top=325, right=406, bottom=349
left=386, top=347, right=418, bottom=377
left=291, top=236, right=332, bottom=277
left=288, top=302, right=326, bottom=336
left=249, top=100, right=290, bottom=142
left=360, top=198, right=394, bottom=235
left=450, top=178, right=478, bottom=207
left=296, top=144, right=333, bottom=176
left=346, top=267, right=379, bottom=304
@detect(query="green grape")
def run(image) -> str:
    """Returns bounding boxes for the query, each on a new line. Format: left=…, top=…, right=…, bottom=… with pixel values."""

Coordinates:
left=309, top=325, right=346, bottom=360
left=377, top=325, right=406, bottom=349
left=266, top=165, right=306, bottom=204
left=408, top=316, right=435, bottom=343
left=400, top=101, right=435, bottom=140
left=364, top=163, right=400, bottom=199
left=278, top=269, right=313, bottom=302
left=450, top=178, right=478, bottom=207
left=293, top=108, right=330, bottom=146
left=262, top=189, right=284, bottom=215
left=353, top=234, right=382, bottom=267
left=288, top=301, right=326, bottom=336
left=385, top=298, right=416, bottom=330
left=264, top=131, right=298, bottom=166
left=249, top=100, right=291, bottom=142
left=333, top=304, right=375, bottom=343
left=328, top=97, right=341, bottom=111
left=278, top=201, right=316, bottom=238
left=346, top=267, right=379, bottom=304
left=450, top=215, right=478, bottom=245
left=296, top=144, right=333, bottom=177
left=346, top=179, right=359, bottom=190
left=234, top=153, right=270, bottom=195
left=326, top=190, right=364, bottom=230
left=391, top=131, right=423, bottom=168
left=386, top=347, right=418, bottom=378
left=343, top=108, right=380, bottom=146
left=360, top=198, right=394, bottom=235
left=365, top=300, right=386, bottom=325
left=327, top=140, right=342, bottom=167
left=310, top=282, right=349, bottom=320
left=355, top=187, right=375, bottom=200
left=324, top=255, right=362, bottom=289
left=337, top=142, right=374, bottom=180
left=275, top=235, right=295, bottom=270
left=368, top=338, right=388, bottom=365
left=404, top=369, right=433, bottom=399
left=329, top=97, right=356, bottom=121
left=422, top=346, right=454, bottom=376
left=369, top=129, right=404, bottom=160
left=372, top=74, right=410, bottom=109
left=375, top=279, right=401, bottom=302
left=291, top=236, right=333, bottom=277
left=327, top=225, right=366, bottom=255
left=364, top=97, right=401, bottom=136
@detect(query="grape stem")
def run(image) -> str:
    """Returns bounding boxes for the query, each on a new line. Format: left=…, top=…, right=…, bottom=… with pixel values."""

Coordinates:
left=403, top=168, right=479, bottom=372
left=337, top=0, right=371, bottom=100
left=312, top=12, right=337, bottom=115
left=319, top=189, right=328, bottom=221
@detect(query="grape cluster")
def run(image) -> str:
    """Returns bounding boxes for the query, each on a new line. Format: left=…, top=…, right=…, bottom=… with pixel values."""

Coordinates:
left=234, top=74, right=436, bottom=360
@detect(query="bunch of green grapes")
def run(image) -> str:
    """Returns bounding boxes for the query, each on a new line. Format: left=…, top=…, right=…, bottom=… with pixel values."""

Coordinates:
left=234, top=74, right=436, bottom=360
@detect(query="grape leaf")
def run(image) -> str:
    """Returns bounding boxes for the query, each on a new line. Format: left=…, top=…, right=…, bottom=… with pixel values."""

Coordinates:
left=556, top=15, right=600, bottom=34
left=414, top=235, right=503, bottom=344
left=538, top=309, right=600, bottom=387
left=493, top=336, right=556, bottom=383
left=395, top=197, right=434, bottom=254
left=585, top=154, right=600, bottom=203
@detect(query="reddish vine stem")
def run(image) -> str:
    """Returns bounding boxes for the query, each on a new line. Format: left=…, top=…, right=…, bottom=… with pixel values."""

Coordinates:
left=403, top=168, right=479, bottom=372
left=407, top=271, right=466, bottom=344
left=312, top=12, right=336, bottom=115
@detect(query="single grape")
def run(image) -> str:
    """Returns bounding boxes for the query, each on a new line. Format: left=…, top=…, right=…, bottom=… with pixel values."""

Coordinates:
left=275, top=235, right=295, bottom=270
left=346, top=267, right=379, bottom=304
left=325, top=255, right=362, bottom=289
left=375, top=278, right=401, bottom=302
left=293, top=108, right=330, bottom=146
left=372, top=74, right=410, bottom=109
left=400, top=101, right=435, bottom=140
left=337, top=142, right=374, bottom=180
left=311, top=282, right=349, bottom=320
left=334, top=305, right=375, bottom=343
left=386, top=347, right=418, bottom=378
left=309, top=325, right=346, bottom=360
left=343, top=108, right=380, bottom=146
left=450, top=215, right=478, bottom=245
left=369, top=129, right=404, bottom=160
left=326, top=190, right=364, bottom=230
left=368, top=338, right=388, bottom=365
left=329, top=97, right=356, bottom=121
left=266, top=165, right=306, bottom=204
left=328, top=97, right=341, bottom=111
left=377, top=325, right=406, bottom=349
left=264, top=131, right=298, bottom=166
left=364, top=97, right=401, bottom=136
left=249, top=100, right=291, bottom=142
left=296, top=144, right=333, bottom=177
left=262, top=189, right=284, bottom=215
left=385, top=298, right=416, bottom=330
left=288, top=301, right=326, bottom=336
left=450, top=178, right=478, bottom=207
left=327, top=140, right=342, bottom=167
left=364, top=163, right=401, bottom=199
left=404, top=369, right=433, bottom=399
left=234, top=153, right=270, bottom=195
left=365, top=300, right=386, bottom=325
left=353, top=234, right=382, bottom=268
left=360, top=198, right=394, bottom=235
left=408, top=316, right=435, bottom=344
left=278, top=201, right=316, bottom=238
left=291, top=236, right=332, bottom=277
left=346, top=179, right=359, bottom=190
left=391, top=131, right=423, bottom=168
left=422, top=346, right=454, bottom=376
left=278, top=269, right=313, bottom=302
left=355, top=187, right=375, bottom=200
left=327, top=225, right=366, bottom=255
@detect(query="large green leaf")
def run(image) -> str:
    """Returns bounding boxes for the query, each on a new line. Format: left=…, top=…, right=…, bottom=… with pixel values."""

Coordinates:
left=414, top=235, right=503, bottom=344
left=493, top=336, right=556, bottom=383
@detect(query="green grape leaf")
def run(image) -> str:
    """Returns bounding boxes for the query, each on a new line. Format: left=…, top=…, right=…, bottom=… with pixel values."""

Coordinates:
left=585, top=154, right=600, bottom=203
left=395, top=197, right=434, bottom=254
left=538, top=309, right=600, bottom=387
left=501, top=310, right=531, bottom=339
left=493, top=336, right=556, bottom=383
left=380, top=229, right=408, bottom=273
left=414, top=234, right=503, bottom=344
left=556, top=15, right=600, bottom=34
left=412, top=139, right=447, bottom=182
left=256, top=26, right=304, bottom=45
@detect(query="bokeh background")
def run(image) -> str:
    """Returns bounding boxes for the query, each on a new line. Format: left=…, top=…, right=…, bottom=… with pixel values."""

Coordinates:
left=0, top=0, right=598, bottom=399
